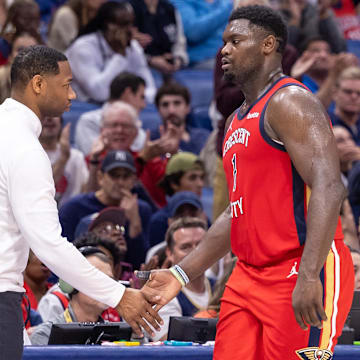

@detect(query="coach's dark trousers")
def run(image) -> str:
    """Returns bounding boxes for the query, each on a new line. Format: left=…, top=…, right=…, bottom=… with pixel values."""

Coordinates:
left=0, top=292, right=24, bottom=360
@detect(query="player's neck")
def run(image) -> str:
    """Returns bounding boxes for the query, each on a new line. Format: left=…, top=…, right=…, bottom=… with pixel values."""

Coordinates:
left=240, top=66, right=283, bottom=113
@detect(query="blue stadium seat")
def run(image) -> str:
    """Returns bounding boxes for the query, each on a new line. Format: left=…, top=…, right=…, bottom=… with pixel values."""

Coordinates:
left=347, top=40, right=360, bottom=60
left=201, top=186, right=214, bottom=223
left=174, top=69, right=213, bottom=110
left=189, top=106, right=212, bottom=131
left=151, top=68, right=214, bottom=130
left=140, top=103, right=162, bottom=133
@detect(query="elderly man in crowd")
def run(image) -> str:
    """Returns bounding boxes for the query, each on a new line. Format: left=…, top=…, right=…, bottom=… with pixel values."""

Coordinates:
left=86, top=100, right=180, bottom=207
left=75, top=72, right=147, bottom=156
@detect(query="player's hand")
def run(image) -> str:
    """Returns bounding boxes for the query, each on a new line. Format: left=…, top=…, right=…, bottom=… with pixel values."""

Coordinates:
left=292, top=276, right=327, bottom=330
left=138, top=269, right=183, bottom=311
left=115, top=288, right=165, bottom=337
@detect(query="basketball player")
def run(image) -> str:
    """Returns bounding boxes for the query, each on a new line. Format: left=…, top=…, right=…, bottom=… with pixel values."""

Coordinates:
left=139, top=5, right=354, bottom=359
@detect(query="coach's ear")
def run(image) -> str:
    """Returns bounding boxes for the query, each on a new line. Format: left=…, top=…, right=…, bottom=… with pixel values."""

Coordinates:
left=31, top=74, right=47, bottom=95
left=262, top=35, right=277, bottom=55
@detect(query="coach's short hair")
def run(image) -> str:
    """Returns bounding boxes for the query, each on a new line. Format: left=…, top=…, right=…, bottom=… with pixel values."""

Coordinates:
left=11, top=45, right=67, bottom=89
left=229, top=5, right=287, bottom=54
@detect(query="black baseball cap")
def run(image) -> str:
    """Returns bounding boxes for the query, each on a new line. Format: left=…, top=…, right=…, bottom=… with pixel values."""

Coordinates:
left=101, top=150, right=136, bottom=173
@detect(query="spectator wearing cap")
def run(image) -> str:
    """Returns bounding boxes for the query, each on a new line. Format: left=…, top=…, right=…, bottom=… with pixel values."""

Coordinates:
left=147, top=191, right=206, bottom=249
left=85, top=100, right=180, bottom=208
left=37, top=233, right=122, bottom=323
left=59, top=150, right=152, bottom=269
left=74, top=207, right=143, bottom=278
left=158, top=152, right=205, bottom=198
left=147, top=153, right=206, bottom=247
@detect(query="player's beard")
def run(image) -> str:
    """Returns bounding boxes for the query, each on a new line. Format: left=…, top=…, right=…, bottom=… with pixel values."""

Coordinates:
left=223, top=70, right=236, bottom=84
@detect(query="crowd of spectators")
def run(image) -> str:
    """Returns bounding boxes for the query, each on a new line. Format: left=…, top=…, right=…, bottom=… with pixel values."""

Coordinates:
left=1, top=0, right=360, bottom=346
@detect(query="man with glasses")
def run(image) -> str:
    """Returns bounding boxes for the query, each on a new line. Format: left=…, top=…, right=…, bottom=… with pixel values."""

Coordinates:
left=85, top=99, right=181, bottom=208
left=330, top=66, right=360, bottom=145
left=59, top=150, right=152, bottom=269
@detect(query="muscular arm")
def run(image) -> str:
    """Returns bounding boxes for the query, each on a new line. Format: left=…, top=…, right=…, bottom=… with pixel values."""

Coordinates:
left=140, top=112, right=235, bottom=303
left=266, top=86, right=345, bottom=328
left=178, top=111, right=236, bottom=280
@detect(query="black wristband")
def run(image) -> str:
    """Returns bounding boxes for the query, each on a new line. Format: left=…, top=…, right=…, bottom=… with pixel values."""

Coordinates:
left=89, top=159, right=100, bottom=165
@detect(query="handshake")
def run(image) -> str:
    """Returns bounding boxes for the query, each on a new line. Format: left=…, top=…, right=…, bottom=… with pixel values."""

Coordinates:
left=114, top=268, right=183, bottom=337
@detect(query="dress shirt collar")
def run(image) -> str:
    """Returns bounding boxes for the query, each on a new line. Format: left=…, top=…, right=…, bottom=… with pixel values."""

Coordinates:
left=4, top=98, right=42, bottom=137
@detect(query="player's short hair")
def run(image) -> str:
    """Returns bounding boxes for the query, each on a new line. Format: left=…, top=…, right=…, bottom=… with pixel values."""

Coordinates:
left=110, top=72, right=145, bottom=101
left=229, top=5, right=287, bottom=54
left=11, top=45, right=67, bottom=89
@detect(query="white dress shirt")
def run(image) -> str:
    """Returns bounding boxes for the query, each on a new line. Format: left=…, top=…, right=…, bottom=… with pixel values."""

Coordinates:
left=66, top=32, right=156, bottom=103
left=0, top=98, right=125, bottom=308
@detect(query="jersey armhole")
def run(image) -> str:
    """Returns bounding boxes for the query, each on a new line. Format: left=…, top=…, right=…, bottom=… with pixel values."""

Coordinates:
left=259, top=83, right=308, bottom=152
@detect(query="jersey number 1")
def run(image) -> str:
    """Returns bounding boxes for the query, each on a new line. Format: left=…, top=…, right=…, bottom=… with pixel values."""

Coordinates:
left=232, top=154, right=237, bottom=192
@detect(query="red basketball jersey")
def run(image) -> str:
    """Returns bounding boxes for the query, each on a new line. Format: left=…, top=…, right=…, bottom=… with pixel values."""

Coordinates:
left=222, top=76, right=343, bottom=267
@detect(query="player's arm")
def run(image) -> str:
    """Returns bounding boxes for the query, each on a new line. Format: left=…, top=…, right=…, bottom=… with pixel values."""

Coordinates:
left=140, top=111, right=237, bottom=305
left=265, top=86, right=346, bottom=330
left=176, top=109, right=237, bottom=279
left=140, top=205, right=232, bottom=307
